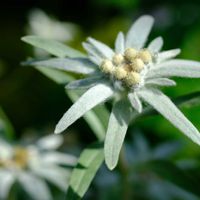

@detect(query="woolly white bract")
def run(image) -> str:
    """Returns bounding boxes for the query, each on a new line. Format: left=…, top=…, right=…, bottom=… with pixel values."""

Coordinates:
left=23, top=15, right=200, bottom=170
left=0, top=135, right=76, bottom=200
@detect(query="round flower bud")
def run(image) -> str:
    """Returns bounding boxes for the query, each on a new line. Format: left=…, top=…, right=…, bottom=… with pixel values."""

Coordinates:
left=112, top=53, right=124, bottom=66
left=114, top=67, right=127, bottom=80
left=124, top=48, right=137, bottom=62
left=100, top=59, right=114, bottom=74
left=138, top=49, right=152, bottom=63
left=125, top=71, right=141, bottom=86
left=123, top=63, right=132, bottom=72
left=130, top=58, right=144, bottom=72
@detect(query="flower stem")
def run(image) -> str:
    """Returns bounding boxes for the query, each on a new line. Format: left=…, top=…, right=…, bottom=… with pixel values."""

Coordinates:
left=118, top=146, right=132, bottom=200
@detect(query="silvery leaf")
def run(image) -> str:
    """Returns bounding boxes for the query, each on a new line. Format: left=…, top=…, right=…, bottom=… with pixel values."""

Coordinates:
left=36, top=134, right=63, bottom=150
left=157, top=49, right=181, bottom=62
left=66, top=75, right=103, bottom=90
left=21, top=36, right=84, bottom=58
left=55, top=83, right=114, bottom=134
left=31, top=166, right=69, bottom=191
left=82, top=42, right=103, bottom=64
left=145, top=78, right=176, bottom=87
left=0, top=138, right=13, bottom=160
left=18, top=172, right=52, bottom=200
left=104, top=99, right=132, bottom=170
left=115, top=32, right=125, bottom=54
left=88, top=55, right=102, bottom=65
left=87, top=37, right=114, bottom=59
left=128, top=92, right=143, bottom=113
left=138, top=88, right=200, bottom=146
left=126, top=15, right=154, bottom=49
left=0, top=170, right=15, bottom=200
left=147, top=59, right=200, bottom=78
left=148, top=37, right=163, bottom=53
left=25, top=58, right=96, bottom=74
left=41, top=152, right=77, bottom=166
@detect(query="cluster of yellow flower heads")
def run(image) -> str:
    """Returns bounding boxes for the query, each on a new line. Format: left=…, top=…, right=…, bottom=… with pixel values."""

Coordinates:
left=0, top=147, right=29, bottom=169
left=100, top=48, right=152, bottom=87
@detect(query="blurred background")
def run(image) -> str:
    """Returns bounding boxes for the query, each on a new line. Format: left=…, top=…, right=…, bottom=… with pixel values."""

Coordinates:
left=1, top=0, right=200, bottom=199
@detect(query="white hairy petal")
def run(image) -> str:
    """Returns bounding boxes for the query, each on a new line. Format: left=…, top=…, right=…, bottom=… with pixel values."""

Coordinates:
left=138, top=88, right=200, bottom=146
left=104, top=99, right=132, bottom=170
left=36, top=134, right=63, bottom=150
left=147, top=59, right=200, bottom=78
left=31, top=166, right=70, bottom=191
left=41, top=152, right=77, bottom=166
left=55, top=83, right=114, bottom=134
left=157, top=49, right=181, bottom=62
left=26, top=58, right=96, bottom=74
left=128, top=92, right=143, bottom=113
left=87, top=37, right=114, bottom=59
left=0, top=170, right=15, bottom=200
left=115, top=32, right=125, bottom=54
left=82, top=42, right=104, bottom=64
left=18, top=172, right=52, bottom=200
left=148, top=37, right=163, bottom=53
left=145, top=78, right=176, bottom=87
left=126, top=15, right=154, bottom=49
left=66, top=76, right=103, bottom=90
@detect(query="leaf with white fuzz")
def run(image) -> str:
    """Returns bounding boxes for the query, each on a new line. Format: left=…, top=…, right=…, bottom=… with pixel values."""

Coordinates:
left=19, top=172, right=52, bottom=200
left=87, top=37, right=114, bottom=59
left=145, top=78, right=176, bottom=87
left=147, top=59, right=200, bottom=78
left=138, top=88, right=200, bottom=146
left=82, top=42, right=104, bottom=63
left=21, top=36, right=84, bottom=58
left=55, top=83, right=114, bottom=134
left=66, top=76, right=103, bottom=90
left=148, top=37, right=163, bottom=53
left=157, top=49, right=181, bottom=62
left=115, top=32, right=125, bottom=54
left=126, top=15, right=154, bottom=49
left=104, top=99, right=132, bottom=170
left=128, top=92, right=143, bottom=113
left=25, top=58, right=96, bottom=74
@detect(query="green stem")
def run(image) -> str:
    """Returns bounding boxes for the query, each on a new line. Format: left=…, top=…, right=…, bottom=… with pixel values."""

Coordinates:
left=118, top=147, right=132, bottom=200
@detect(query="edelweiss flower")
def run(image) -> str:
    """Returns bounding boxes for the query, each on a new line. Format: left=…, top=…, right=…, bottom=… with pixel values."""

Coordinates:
left=0, top=135, right=76, bottom=200
left=23, top=15, right=200, bottom=170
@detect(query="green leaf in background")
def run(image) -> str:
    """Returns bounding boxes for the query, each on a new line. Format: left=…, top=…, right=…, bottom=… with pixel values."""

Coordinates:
left=104, top=99, right=132, bottom=170
left=66, top=142, right=104, bottom=200
left=148, top=160, right=200, bottom=197
left=0, top=107, right=15, bottom=140
left=21, top=36, right=85, bottom=58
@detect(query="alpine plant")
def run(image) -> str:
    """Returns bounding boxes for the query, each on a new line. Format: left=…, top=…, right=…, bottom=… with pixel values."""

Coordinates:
left=23, top=15, right=200, bottom=170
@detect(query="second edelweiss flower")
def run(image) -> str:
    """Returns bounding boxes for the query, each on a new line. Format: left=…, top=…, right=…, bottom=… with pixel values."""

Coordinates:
left=23, top=15, right=200, bottom=170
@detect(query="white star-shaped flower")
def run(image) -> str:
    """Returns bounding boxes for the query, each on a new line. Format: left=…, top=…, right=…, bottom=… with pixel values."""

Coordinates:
left=22, top=15, right=200, bottom=170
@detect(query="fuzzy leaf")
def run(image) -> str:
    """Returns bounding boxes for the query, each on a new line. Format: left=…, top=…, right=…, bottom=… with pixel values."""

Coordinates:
left=82, top=42, right=103, bottom=65
left=115, top=32, right=125, bottom=54
left=24, top=58, right=96, bottom=74
left=148, top=37, right=163, bottom=53
left=66, top=143, right=104, bottom=200
left=157, top=49, right=181, bottom=62
left=145, top=78, right=176, bottom=87
left=148, top=59, right=200, bottom=78
left=21, top=36, right=84, bottom=58
left=55, top=83, right=114, bottom=134
left=128, top=92, right=143, bottom=113
left=87, top=37, right=114, bottom=59
left=19, top=172, right=52, bottom=200
left=138, top=88, right=200, bottom=146
left=66, top=76, right=103, bottom=90
left=126, top=15, right=154, bottom=49
left=104, top=99, right=132, bottom=170
left=0, top=170, right=15, bottom=199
